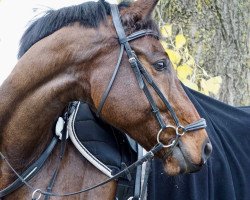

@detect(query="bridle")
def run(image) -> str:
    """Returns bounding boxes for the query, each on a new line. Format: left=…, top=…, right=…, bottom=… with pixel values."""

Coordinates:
left=97, top=5, right=207, bottom=147
left=0, top=4, right=207, bottom=200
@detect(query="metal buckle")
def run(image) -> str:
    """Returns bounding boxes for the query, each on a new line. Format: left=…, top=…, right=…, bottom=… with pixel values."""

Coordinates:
left=32, top=189, right=42, bottom=200
left=129, top=57, right=137, bottom=64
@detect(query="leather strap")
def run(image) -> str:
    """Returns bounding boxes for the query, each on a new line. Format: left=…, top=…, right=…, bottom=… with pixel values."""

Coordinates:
left=133, top=145, right=143, bottom=199
left=97, top=45, right=124, bottom=116
left=97, top=6, right=161, bottom=116
left=44, top=107, right=69, bottom=200
left=136, top=59, right=180, bottom=126
left=0, top=137, right=58, bottom=198
left=0, top=104, right=73, bottom=199
left=183, top=118, right=207, bottom=132
left=110, top=4, right=167, bottom=130
left=39, top=143, right=164, bottom=197
left=127, top=30, right=159, bottom=42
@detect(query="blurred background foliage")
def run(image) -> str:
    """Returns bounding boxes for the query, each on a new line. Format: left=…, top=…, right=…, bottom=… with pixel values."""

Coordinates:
left=160, top=24, right=222, bottom=96
left=154, top=0, right=250, bottom=106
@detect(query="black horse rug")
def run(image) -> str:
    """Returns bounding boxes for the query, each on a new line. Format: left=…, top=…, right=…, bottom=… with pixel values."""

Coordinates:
left=148, top=86, right=250, bottom=200
left=68, top=86, right=250, bottom=200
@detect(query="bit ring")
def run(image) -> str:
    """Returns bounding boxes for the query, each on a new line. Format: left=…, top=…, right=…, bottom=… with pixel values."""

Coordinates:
left=157, top=125, right=177, bottom=148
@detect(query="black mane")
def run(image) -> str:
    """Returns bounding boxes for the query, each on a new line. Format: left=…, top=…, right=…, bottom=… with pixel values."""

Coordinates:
left=18, top=0, right=112, bottom=58
left=18, top=0, right=158, bottom=58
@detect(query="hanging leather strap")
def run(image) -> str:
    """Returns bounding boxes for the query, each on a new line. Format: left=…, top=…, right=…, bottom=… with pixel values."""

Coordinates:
left=44, top=109, right=69, bottom=200
left=0, top=137, right=58, bottom=198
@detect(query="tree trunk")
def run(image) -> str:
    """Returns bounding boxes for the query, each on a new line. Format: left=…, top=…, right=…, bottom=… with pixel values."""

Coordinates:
left=154, top=0, right=250, bottom=106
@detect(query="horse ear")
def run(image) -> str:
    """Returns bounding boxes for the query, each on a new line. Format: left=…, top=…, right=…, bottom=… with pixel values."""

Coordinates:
left=120, top=0, right=159, bottom=21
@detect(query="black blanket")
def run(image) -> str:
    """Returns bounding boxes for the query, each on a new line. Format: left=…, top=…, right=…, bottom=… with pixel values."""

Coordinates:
left=148, top=86, right=250, bottom=200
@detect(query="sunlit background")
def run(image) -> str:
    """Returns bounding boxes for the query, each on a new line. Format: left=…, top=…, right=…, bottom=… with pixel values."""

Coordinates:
left=0, top=0, right=116, bottom=85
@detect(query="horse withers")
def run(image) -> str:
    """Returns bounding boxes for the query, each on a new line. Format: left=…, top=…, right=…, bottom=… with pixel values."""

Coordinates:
left=0, top=0, right=211, bottom=199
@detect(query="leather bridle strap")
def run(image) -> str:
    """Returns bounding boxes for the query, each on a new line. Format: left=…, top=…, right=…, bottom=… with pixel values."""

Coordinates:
left=0, top=105, right=70, bottom=199
left=97, top=5, right=168, bottom=130
left=44, top=107, right=69, bottom=200
left=97, top=44, right=124, bottom=116
left=32, top=143, right=164, bottom=199
left=98, top=5, right=207, bottom=133
left=108, top=5, right=182, bottom=130
left=135, top=55, right=180, bottom=126
left=0, top=137, right=58, bottom=198
left=96, top=30, right=159, bottom=116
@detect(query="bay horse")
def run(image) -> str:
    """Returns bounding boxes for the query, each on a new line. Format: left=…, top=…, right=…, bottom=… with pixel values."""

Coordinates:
left=0, top=0, right=211, bottom=199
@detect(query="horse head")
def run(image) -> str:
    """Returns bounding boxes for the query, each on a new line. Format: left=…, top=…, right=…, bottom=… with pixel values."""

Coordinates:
left=85, top=0, right=212, bottom=175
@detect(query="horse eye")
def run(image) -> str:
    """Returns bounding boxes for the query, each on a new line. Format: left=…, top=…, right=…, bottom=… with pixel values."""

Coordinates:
left=153, top=59, right=169, bottom=71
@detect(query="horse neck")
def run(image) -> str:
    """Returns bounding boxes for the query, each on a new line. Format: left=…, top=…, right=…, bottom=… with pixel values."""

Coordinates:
left=0, top=26, right=93, bottom=180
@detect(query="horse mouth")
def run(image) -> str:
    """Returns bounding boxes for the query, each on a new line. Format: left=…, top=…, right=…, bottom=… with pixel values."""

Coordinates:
left=164, top=145, right=202, bottom=175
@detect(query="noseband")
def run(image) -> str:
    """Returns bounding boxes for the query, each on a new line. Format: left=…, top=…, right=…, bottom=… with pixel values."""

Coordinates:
left=0, top=5, right=207, bottom=200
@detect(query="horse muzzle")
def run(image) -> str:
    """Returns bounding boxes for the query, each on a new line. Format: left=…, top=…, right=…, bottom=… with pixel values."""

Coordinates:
left=165, top=138, right=212, bottom=174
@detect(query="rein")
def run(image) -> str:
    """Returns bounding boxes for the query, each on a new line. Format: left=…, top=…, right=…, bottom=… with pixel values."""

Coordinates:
left=0, top=4, right=207, bottom=200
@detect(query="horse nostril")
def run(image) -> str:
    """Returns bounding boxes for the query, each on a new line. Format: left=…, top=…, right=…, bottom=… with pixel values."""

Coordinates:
left=204, top=142, right=212, bottom=155
left=202, top=140, right=212, bottom=164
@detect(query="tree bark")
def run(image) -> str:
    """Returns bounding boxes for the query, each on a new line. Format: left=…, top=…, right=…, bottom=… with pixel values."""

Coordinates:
left=154, top=0, right=250, bottom=106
